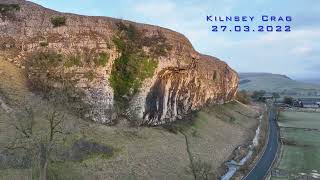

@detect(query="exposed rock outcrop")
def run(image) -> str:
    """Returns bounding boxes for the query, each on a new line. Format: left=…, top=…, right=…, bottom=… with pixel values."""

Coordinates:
left=0, top=0, right=239, bottom=125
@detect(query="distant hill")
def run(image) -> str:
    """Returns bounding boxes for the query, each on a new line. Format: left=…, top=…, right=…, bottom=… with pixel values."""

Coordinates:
left=239, top=73, right=320, bottom=96
left=296, top=78, right=320, bottom=85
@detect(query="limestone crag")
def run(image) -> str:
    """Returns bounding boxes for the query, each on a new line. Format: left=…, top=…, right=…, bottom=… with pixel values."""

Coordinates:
left=0, top=0, right=239, bottom=125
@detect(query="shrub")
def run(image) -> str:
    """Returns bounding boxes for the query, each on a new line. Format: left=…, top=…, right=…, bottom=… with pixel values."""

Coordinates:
left=251, top=90, right=266, bottom=101
left=97, top=52, right=109, bottom=67
left=0, top=4, right=20, bottom=13
left=283, top=96, right=293, bottom=105
left=25, top=51, right=65, bottom=96
left=110, top=23, right=161, bottom=107
left=85, top=71, right=95, bottom=81
left=64, top=55, right=82, bottom=67
left=51, top=16, right=66, bottom=27
left=26, top=51, right=63, bottom=69
left=0, top=4, right=20, bottom=20
left=272, top=92, right=280, bottom=102
left=110, top=54, right=157, bottom=104
left=39, top=41, right=48, bottom=47
left=114, top=21, right=172, bottom=56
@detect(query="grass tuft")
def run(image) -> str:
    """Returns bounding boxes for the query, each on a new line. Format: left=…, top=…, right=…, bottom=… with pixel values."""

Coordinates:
left=64, top=55, right=82, bottom=67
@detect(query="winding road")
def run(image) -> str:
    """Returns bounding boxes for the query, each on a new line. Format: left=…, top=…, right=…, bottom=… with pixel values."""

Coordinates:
left=244, top=105, right=279, bottom=180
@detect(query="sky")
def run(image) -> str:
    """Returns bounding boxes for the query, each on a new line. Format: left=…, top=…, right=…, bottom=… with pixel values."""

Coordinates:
left=29, top=0, right=320, bottom=79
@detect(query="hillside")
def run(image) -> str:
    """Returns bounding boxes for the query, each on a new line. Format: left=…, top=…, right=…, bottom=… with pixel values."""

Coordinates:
left=297, top=78, right=320, bottom=85
left=0, top=0, right=238, bottom=126
left=0, top=57, right=262, bottom=179
left=0, top=1, right=268, bottom=179
left=239, top=73, right=320, bottom=96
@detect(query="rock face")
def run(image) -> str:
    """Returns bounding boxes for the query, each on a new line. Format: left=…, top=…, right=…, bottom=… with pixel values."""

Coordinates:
left=0, top=0, right=239, bottom=125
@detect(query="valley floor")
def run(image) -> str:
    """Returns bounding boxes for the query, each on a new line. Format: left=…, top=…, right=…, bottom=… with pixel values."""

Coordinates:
left=271, top=110, right=320, bottom=179
left=0, top=57, right=262, bottom=179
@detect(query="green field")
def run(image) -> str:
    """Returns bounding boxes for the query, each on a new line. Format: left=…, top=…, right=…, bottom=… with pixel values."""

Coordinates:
left=278, top=111, right=320, bottom=128
left=272, top=111, right=320, bottom=179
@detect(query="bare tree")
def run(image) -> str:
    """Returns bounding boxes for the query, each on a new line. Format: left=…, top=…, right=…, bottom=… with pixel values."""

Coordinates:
left=187, top=158, right=215, bottom=180
left=39, top=107, right=65, bottom=180
left=6, top=101, right=65, bottom=180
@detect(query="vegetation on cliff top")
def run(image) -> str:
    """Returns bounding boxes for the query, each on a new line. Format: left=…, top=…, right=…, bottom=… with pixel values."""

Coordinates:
left=51, top=16, right=66, bottom=27
left=110, top=22, right=171, bottom=107
left=95, top=52, right=109, bottom=67
left=26, top=51, right=63, bottom=69
left=0, top=4, right=20, bottom=13
left=25, top=51, right=94, bottom=117
left=0, top=4, right=20, bottom=21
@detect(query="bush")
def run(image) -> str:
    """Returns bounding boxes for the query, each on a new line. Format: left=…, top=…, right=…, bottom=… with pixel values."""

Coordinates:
left=283, top=96, right=293, bottom=105
left=0, top=4, right=20, bottom=20
left=51, top=16, right=66, bottom=27
left=39, top=41, right=48, bottom=47
left=26, top=51, right=63, bottom=69
left=25, top=51, right=65, bottom=94
left=96, top=52, right=109, bottom=67
left=272, top=92, right=280, bottom=102
left=110, top=22, right=161, bottom=107
left=85, top=70, right=96, bottom=81
left=251, top=90, right=266, bottom=101
left=64, top=55, right=82, bottom=67
left=0, top=4, right=20, bottom=13
left=110, top=54, right=157, bottom=104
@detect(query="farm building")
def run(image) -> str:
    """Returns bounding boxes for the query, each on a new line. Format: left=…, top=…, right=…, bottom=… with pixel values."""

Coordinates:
left=296, top=98, right=320, bottom=108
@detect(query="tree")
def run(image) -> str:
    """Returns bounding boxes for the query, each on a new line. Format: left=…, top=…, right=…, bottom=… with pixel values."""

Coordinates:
left=272, top=92, right=280, bottom=102
left=251, top=90, right=266, bottom=101
left=283, top=96, right=293, bottom=105
left=186, top=158, right=215, bottom=180
left=6, top=101, right=66, bottom=180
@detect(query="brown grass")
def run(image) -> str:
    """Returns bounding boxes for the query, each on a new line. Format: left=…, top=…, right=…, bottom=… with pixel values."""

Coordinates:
left=0, top=57, right=261, bottom=179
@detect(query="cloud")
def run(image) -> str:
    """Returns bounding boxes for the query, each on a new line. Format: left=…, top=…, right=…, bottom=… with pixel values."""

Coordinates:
left=294, top=15, right=320, bottom=29
left=307, top=63, right=320, bottom=71
left=291, top=46, right=313, bottom=56
left=199, top=27, right=320, bottom=77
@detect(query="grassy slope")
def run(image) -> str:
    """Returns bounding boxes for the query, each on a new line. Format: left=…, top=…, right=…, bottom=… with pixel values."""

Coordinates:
left=239, top=73, right=320, bottom=94
left=0, top=58, right=260, bottom=179
left=0, top=57, right=30, bottom=106
left=274, top=111, right=320, bottom=178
